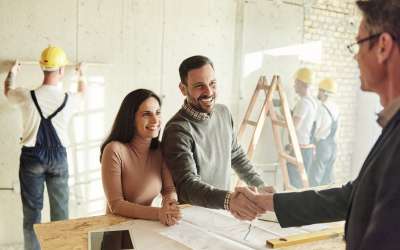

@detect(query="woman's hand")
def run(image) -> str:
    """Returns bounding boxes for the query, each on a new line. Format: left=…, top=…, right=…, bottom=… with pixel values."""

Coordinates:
left=158, top=200, right=182, bottom=226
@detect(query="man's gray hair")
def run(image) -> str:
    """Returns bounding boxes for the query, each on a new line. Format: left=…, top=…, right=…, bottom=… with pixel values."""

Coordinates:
left=356, top=0, right=400, bottom=44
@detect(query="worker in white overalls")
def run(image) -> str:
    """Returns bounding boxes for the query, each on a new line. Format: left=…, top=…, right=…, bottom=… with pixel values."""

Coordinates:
left=309, top=78, right=339, bottom=187
left=3, top=46, right=86, bottom=250
left=287, top=67, right=318, bottom=188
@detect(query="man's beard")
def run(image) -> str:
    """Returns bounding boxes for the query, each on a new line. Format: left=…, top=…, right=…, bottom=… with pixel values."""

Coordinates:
left=187, top=94, right=215, bottom=113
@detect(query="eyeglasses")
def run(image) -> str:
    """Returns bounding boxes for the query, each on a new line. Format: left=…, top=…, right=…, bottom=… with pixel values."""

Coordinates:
left=347, top=33, right=382, bottom=55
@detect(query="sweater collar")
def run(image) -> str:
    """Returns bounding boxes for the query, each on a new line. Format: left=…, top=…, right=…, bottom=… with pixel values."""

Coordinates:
left=128, top=135, right=151, bottom=155
left=182, top=100, right=211, bottom=121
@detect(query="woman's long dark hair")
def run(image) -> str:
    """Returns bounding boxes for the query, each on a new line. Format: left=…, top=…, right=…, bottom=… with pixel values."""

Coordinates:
left=100, top=89, right=162, bottom=161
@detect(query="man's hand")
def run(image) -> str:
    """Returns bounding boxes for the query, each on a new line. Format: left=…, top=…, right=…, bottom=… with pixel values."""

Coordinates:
left=258, top=185, right=276, bottom=194
left=75, top=62, right=87, bottom=94
left=75, top=62, right=86, bottom=76
left=10, top=60, right=21, bottom=75
left=235, top=186, right=275, bottom=212
left=229, top=191, right=266, bottom=221
left=4, top=60, right=20, bottom=96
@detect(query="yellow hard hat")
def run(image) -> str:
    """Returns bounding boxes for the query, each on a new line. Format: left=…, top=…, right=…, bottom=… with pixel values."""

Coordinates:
left=319, top=78, right=337, bottom=94
left=39, top=46, right=68, bottom=71
left=295, top=67, right=313, bottom=85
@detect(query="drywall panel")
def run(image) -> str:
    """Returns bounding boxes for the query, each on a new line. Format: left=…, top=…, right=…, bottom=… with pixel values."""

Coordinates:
left=160, top=0, right=237, bottom=121
left=0, top=0, right=76, bottom=62
left=76, top=0, right=164, bottom=127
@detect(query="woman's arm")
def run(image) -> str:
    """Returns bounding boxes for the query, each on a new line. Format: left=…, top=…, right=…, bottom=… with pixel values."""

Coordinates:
left=161, top=163, right=178, bottom=204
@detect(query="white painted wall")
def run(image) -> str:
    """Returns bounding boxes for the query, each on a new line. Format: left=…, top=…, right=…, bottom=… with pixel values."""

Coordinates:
left=0, top=0, right=239, bottom=247
left=351, top=90, right=382, bottom=178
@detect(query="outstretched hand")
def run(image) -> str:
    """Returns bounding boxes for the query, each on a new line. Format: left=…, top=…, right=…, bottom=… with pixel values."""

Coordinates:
left=235, top=186, right=275, bottom=212
left=229, top=191, right=266, bottom=221
left=75, top=62, right=86, bottom=76
left=10, top=60, right=21, bottom=75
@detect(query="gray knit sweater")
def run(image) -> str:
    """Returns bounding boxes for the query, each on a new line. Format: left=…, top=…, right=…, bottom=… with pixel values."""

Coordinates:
left=161, top=103, right=265, bottom=209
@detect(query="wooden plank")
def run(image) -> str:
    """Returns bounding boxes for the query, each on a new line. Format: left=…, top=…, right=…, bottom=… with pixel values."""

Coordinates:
left=19, top=60, right=110, bottom=66
left=34, top=214, right=129, bottom=250
left=266, top=226, right=344, bottom=248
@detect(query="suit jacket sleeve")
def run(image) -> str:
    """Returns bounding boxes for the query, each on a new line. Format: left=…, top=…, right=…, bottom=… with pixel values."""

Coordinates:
left=274, top=181, right=353, bottom=227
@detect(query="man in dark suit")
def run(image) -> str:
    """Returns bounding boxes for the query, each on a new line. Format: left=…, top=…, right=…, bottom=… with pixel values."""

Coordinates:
left=237, top=1, right=400, bottom=249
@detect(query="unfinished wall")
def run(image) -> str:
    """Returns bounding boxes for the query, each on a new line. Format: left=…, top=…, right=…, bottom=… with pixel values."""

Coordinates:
left=302, top=0, right=367, bottom=183
left=234, top=0, right=366, bottom=188
left=0, top=0, right=237, bottom=247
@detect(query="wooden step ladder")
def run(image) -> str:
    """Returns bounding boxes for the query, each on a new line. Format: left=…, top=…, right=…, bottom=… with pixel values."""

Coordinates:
left=237, top=75, right=309, bottom=190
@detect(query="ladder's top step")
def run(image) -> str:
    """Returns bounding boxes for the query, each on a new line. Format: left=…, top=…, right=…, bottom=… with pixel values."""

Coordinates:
left=257, top=84, right=270, bottom=90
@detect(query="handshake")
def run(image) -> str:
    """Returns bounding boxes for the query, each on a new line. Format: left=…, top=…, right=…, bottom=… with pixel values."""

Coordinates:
left=228, top=186, right=276, bottom=221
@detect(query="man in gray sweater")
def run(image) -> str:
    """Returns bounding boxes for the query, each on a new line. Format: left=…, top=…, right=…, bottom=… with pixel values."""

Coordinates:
left=162, top=55, right=269, bottom=220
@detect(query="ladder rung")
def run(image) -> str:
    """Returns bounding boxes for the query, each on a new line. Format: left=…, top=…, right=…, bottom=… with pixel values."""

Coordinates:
left=279, top=152, right=298, bottom=165
left=245, top=120, right=258, bottom=126
left=257, top=84, right=269, bottom=90
left=271, top=119, right=287, bottom=127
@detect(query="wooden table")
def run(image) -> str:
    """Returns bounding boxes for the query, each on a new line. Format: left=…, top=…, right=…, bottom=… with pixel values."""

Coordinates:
left=34, top=215, right=345, bottom=250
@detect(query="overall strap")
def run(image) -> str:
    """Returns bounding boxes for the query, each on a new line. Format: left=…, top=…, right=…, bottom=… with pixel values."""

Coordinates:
left=30, top=90, right=44, bottom=119
left=322, top=104, right=335, bottom=122
left=323, top=104, right=338, bottom=137
left=48, top=93, right=69, bottom=120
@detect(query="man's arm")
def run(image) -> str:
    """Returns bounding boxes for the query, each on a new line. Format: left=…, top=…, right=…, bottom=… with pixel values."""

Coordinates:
left=274, top=182, right=353, bottom=227
left=75, top=62, right=87, bottom=94
left=3, top=61, right=20, bottom=96
left=237, top=182, right=352, bottom=227
left=292, top=116, right=301, bottom=128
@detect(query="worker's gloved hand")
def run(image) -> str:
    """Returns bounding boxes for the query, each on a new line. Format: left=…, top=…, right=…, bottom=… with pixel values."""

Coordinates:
left=229, top=191, right=265, bottom=221
left=158, top=200, right=182, bottom=226
left=75, top=62, right=86, bottom=76
left=10, top=60, right=21, bottom=75
left=235, top=186, right=274, bottom=212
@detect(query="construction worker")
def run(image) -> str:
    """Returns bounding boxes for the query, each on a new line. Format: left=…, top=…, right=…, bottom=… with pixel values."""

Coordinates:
left=287, top=67, right=318, bottom=188
left=3, top=46, right=86, bottom=250
left=309, top=78, right=339, bottom=187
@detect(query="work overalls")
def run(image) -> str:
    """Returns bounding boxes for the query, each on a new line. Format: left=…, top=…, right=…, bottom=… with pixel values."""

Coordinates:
left=19, top=90, right=69, bottom=250
left=287, top=97, right=318, bottom=189
left=309, top=104, right=338, bottom=187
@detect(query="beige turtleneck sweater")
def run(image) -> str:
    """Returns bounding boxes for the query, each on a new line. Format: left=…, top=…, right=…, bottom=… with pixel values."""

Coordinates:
left=101, top=137, right=176, bottom=220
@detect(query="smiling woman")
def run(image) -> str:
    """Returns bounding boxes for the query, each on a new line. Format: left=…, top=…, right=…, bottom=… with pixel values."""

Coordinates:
left=99, top=89, right=181, bottom=226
